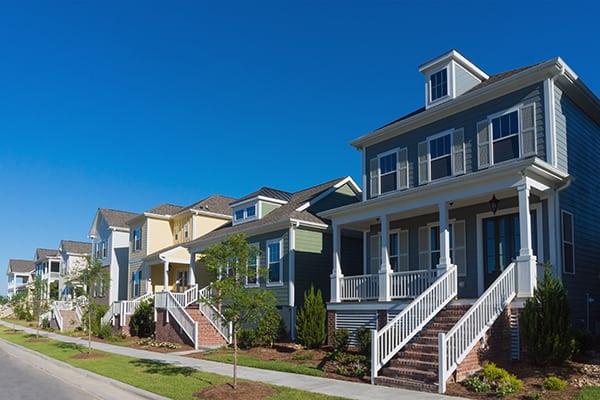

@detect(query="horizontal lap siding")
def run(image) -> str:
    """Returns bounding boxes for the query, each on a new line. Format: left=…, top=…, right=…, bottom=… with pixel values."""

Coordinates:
left=294, top=229, right=332, bottom=307
left=308, top=183, right=360, bottom=214
left=335, top=310, right=377, bottom=346
left=248, top=229, right=289, bottom=306
left=557, top=92, right=600, bottom=332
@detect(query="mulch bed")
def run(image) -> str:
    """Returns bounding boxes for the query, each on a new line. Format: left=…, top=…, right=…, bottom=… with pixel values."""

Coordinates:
left=193, top=382, right=277, bottom=400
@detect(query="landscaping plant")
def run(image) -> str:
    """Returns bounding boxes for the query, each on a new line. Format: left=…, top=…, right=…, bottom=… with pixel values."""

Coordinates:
left=295, top=285, right=326, bottom=349
left=131, top=298, right=155, bottom=338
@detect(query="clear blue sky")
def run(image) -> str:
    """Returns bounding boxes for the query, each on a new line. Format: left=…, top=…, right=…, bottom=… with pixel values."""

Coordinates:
left=2, top=0, right=599, bottom=295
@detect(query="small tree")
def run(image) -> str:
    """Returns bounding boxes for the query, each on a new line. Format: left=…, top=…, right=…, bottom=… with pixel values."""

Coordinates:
left=519, top=265, right=575, bottom=365
left=201, top=233, right=273, bottom=389
left=72, top=256, right=109, bottom=354
left=131, top=298, right=155, bottom=338
left=296, top=285, right=326, bottom=349
left=31, top=277, right=49, bottom=338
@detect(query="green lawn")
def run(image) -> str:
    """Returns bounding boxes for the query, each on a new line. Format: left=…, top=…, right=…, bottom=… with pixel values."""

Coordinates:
left=575, top=386, right=600, bottom=400
left=0, top=329, right=346, bottom=400
left=204, top=352, right=325, bottom=377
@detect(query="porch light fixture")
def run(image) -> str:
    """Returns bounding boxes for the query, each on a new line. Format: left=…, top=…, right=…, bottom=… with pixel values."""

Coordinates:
left=489, top=195, right=499, bottom=215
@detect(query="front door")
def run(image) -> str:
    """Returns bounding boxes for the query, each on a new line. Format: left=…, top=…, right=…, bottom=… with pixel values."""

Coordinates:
left=483, top=211, right=537, bottom=288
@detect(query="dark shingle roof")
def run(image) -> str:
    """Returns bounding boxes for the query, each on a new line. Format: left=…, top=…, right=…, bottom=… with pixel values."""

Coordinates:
left=146, top=203, right=183, bottom=216
left=100, top=208, right=139, bottom=229
left=373, top=62, right=542, bottom=133
left=232, top=187, right=293, bottom=205
left=60, top=240, right=91, bottom=255
left=8, top=259, right=35, bottom=274
left=181, top=194, right=237, bottom=216
left=35, top=248, right=58, bottom=260
left=193, top=177, right=355, bottom=243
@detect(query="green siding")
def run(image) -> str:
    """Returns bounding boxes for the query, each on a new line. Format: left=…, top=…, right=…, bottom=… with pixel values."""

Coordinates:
left=308, top=183, right=360, bottom=214
left=294, top=229, right=332, bottom=308
left=260, top=201, right=281, bottom=217
left=247, top=229, right=289, bottom=306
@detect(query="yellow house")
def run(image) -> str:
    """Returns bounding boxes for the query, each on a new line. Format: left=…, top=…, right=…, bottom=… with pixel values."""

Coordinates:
left=125, top=195, right=233, bottom=299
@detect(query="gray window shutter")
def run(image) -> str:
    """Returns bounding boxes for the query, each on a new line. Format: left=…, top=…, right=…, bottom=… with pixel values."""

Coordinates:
left=418, top=141, right=428, bottom=185
left=453, top=220, right=466, bottom=276
left=398, top=230, right=409, bottom=272
left=521, top=103, right=536, bottom=156
left=369, top=158, right=379, bottom=198
left=452, top=128, right=465, bottom=175
left=397, top=148, right=409, bottom=190
left=477, top=120, right=490, bottom=169
left=418, top=226, right=429, bottom=269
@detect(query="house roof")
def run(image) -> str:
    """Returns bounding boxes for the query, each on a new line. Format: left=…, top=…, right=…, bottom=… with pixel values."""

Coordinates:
left=186, top=177, right=359, bottom=247
left=99, top=208, right=139, bottom=229
left=179, top=194, right=237, bottom=217
left=60, top=240, right=91, bottom=255
left=35, top=248, right=58, bottom=261
left=8, top=259, right=34, bottom=274
left=371, top=63, right=541, bottom=134
left=231, top=187, right=293, bottom=205
left=146, top=203, right=184, bottom=216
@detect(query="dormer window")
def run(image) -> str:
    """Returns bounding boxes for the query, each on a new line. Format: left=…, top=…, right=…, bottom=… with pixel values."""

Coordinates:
left=233, top=204, right=258, bottom=224
left=430, top=68, right=448, bottom=102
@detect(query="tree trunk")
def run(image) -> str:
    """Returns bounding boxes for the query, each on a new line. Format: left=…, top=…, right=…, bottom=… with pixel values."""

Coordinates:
left=233, top=321, right=237, bottom=389
left=88, top=295, right=92, bottom=354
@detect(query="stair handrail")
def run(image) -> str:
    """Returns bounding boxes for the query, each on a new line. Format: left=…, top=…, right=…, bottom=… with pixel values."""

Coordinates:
left=172, top=284, right=198, bottom=308
left=371, top=265, right=457, bottom=384
left=53, top=303, right=64, bottom=331
left=157, top=291, right=198, bottom=350
left=75, top=306, right=83, bottom=324
left=197, top=285, right=231, bottom=343
left=438, top=262, right=516, bottom=393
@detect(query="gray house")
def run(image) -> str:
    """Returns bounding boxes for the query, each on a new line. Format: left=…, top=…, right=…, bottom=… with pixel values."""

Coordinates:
left=321, top=50, right=600, bottom=392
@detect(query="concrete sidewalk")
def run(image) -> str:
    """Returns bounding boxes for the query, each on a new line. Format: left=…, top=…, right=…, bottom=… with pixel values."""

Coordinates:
left=0, top=320, right=465, bottom=400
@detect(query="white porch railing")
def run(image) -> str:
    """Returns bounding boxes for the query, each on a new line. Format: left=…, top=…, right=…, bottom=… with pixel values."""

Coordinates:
left=438, top=263, right=516, bottom=393
left=371, top=265, right=457, bottom=384
left=197, top=285, right=232, bottom=343
left=172, top=285, right=198, bottom=308
left=101, top=292, right=154, bottom=327
left=339, top=274, right=378, bottom=300
left=390, top=269, right=438, bottom=298
left=155, top=291, right=198, bottom=349
left=54, top=307, right=64, bottom=331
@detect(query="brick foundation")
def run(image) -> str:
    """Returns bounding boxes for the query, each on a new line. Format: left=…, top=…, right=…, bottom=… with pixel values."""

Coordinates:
left=326, top=310, right=336, bottom=346
left=155, top=309, right=194, bottom=347
left=111, top=314, right=133, bottom=336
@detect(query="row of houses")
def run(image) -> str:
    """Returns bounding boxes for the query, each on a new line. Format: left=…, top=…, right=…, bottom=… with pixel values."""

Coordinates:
left=6, top=50, right=600, bottom=393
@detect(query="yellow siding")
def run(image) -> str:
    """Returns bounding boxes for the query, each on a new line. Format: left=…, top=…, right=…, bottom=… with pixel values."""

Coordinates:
left=147, top=218, right=173, bottom=254
left=172, top=215, right=192, bottom=245
left=129, top=220, right=148, bottom=259
left=192, top=215, right=229, bottom=239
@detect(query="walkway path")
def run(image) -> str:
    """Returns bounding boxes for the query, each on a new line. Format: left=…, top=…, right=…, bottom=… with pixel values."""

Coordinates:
left=0, top=320, right=465, bottom=400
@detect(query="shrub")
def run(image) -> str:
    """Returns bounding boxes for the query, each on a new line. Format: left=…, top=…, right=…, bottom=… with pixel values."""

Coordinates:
left=525, top=393, right=542, bottom=400
left=237, top=329, right=257, bottom=349
left=82, top=303, right=110, bottom=336
left=574, top=329, right=594, bottom=354
left=255, top=305, right=286, bottom=347
left=464, top=376, right=491, bottom=393
left=543, top=376, right=567, bottom=391
left=496, top=374, right=523, bottom=397
left=333, top=328, right=350, bottom=354
left=464, top=362, right=522, bottom=397
left=97, top=323, right=114, bottom=340
left=41, top=317, right=50, bottom=329
left=296, top=285, right=326, bottom=349
left=519, top=265, right=575, bottom=365
left=482, top=361, right=508, bottom=382
left=131, top=298, right=155, bottom=338
left=356, top=327, right=371, bottom=355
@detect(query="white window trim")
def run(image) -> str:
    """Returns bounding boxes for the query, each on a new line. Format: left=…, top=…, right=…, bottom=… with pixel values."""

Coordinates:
left=561, top=210, right=575, bottom=275
left=371, top=147, right=408, bottom=198
left=486, top=104, right=523, bottom=166
left=266, top=238, right=283, bottom=286
left=378, top=149, right=398, bottom=196
left=425, top=129, right=456, bottom=182
left=426, top=64, right=453, bottom=107
left=133, top=228, right=142, bottom=252
left=245, top=243, right=260, bottom=287
left=389, top=229, right=409, bottom=272
left=419, top=220, right=463, bottom=270
left=232, top=203, right=259, bottom=225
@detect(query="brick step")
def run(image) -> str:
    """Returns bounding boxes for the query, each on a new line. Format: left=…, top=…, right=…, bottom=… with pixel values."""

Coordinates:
left=186, top=307, right=227, bottom=346
left=389, top=358, right=438, bottom=370
left=380, top=365, right=437, bottom=382
left=374, top=376, right=438, bottom=393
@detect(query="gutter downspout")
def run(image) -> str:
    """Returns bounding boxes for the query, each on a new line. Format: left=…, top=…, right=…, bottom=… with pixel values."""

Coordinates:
left=288, top=221, right=300, bottom=340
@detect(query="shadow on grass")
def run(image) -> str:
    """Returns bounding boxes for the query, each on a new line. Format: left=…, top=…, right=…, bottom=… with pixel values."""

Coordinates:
left=54, top=342, right=85, bottom=352
left=130, top=359, right=196, bottom=377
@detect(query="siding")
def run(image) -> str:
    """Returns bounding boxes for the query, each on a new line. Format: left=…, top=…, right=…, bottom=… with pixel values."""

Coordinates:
left=294, top=229, right=332, bottom=307
left=261, top=201, right=281, bottom=217
left=454, top=63, right=481, bottom=97
left=247, top=229, right=289, bottom=305
left=557, top=93, right=600, bottom=332
left=308, top=183, right=360, bottom=214
left=365, top=83, right=546, bottom=199
left=554, top=85, right=569, bottom=172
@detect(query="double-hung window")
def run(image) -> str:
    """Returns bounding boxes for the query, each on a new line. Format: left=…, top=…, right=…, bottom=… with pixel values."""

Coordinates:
left=562, top=211, right=575, bottom=274
left=132, top=270, right=141, bottom=298
left=133, top=228, right=142, bottom=252
left=419, top=221, right=466, bottom=276
left=266, top=239, right=282, bottom=285
left=419, top=128, right=464, bottom=184
left=369, top=148, right=408, bottom=198
left=245, top=243, right=260, bottom=287
left=477, top=103, right=536, bottom=168
left=94, top=241, right=101, bottom=258
left=102, top=240, right=107, bottom=258
left=430, top=68, right=448, bottom=102
left=389, top=230, right=409, bottom=272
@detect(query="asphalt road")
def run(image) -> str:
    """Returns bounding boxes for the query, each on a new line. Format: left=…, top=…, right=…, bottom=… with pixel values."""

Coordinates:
left=0, top=337, right=168, bottom=400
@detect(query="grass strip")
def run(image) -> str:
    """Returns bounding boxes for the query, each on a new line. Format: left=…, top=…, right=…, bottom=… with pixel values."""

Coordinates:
left=575, top=386, right=600, bottom=400
left=204, top=352, right=325, bottom=377
left=0, top=328, right=345, bottom=400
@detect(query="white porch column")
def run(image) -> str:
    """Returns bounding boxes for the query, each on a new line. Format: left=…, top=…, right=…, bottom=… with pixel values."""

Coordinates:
left=378, top=215, right=391, bottom=302
left=188, top=252, right=196, bottom=287
left=437, top=201, right=452, bottom=274
left=163, top=260, right=169, bottom=292
left=516, top=181, right=537, bottom=297
left=330, top=223, right=343, bottom=303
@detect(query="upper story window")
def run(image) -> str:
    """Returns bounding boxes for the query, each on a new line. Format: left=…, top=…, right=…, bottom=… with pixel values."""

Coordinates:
left=245, top=243, right=259, bottom=287
left=133, top=228, right=142, bottom=252
left=478, top=103, right=536, bottom=169
left=369, top=148, right=408, bottom=198
left=183, top=223, right=189, bottom=240
left=233, top=204, right=258, bottom=225
left=94, top=241, right=101, bottom=258
left=419, top=128, right=465, bottom=185
left=430, top=68, right=448, bottom=102
left=102, top=240, right=108, bottom=258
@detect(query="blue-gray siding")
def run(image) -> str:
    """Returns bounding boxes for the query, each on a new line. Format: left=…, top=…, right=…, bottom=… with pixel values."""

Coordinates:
left=554, top=85, right=569, bottom=172
left=454, top=63, right=481, bottom=97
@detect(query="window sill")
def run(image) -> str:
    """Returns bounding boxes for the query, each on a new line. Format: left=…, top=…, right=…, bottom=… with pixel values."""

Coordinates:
left=266, top=282, right=283, bottom=287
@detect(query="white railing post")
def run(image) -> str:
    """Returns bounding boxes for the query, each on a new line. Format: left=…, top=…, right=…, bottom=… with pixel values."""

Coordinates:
left=439, top=332, right=447, bottom=393
left=194, top=321, right=198, bottom=350
left=370, top=329, right=378, bottom=384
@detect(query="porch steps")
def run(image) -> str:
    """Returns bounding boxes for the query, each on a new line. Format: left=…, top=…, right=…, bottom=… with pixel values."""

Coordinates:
left=375, top=304, right=470, bottom=392
left=185, top=305, right=228, bottom=347
left=58, top=310, right=81, bottom=331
